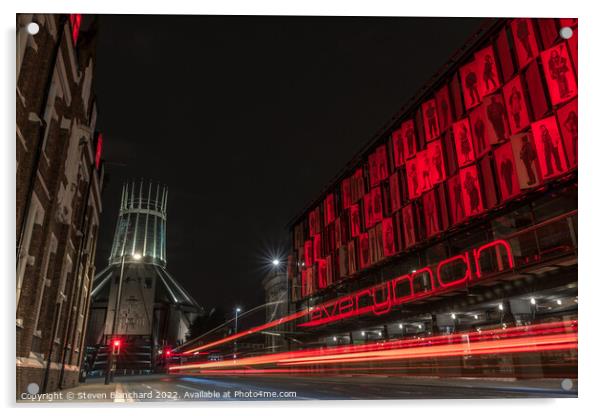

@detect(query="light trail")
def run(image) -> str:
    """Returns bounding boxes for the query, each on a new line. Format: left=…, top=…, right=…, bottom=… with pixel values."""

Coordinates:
left=174, top=300, right=288, bottom=352
left=170, top=320, right=577, bottom=372
left=194, top=361, right=576, bottom=377
left=181, top=308, right=311, bottom=355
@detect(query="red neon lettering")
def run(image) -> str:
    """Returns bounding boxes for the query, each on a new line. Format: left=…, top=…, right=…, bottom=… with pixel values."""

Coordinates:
left=436, top=252, right=471, bottom=288
left=391, top=274, right=414, bottom=304
left=338, top=296, right=355, bottom=316
left=323, top=302, right=338, bottom=319
left=355, top=289, right=373, bottom=316
left=410, top=267, right=435, bottom=298
left=299, top=239, right=512, bottom=328
left=474, top=239, right=514, bottom=278
left=310, top=307, right=323, bottom=321
left=372, top=283, right=392, bottom=315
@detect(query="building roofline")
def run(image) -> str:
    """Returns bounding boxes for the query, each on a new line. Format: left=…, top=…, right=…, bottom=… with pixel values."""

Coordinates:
left=287, top=17, right=506, bottom=229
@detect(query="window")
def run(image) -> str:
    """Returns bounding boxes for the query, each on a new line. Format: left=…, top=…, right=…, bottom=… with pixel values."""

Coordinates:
left=33, top=235, right=58, bottom=334
left=17, top=193, right=44, bottom=310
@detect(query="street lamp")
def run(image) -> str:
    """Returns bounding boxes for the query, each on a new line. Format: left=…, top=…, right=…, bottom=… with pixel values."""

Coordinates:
left=270, top=257, right=288, bottom=329
left=233, top=307, right=242, bottom=359
left=104, top=228, right=142, bottom=385
left=234, top=307, right=241, bottom=333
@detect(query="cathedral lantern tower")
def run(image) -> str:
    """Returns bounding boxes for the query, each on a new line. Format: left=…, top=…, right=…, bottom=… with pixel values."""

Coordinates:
left=85, top=179, right=202, bottom=374
left=109, top=180, right=168, bottom=267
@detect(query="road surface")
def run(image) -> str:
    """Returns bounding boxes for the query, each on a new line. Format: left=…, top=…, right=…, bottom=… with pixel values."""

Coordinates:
left=18, top=373, right=577, bottom=402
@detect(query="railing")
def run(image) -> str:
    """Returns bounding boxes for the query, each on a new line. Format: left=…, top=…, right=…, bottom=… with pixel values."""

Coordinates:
left=496, top=210, right=577, bottom=270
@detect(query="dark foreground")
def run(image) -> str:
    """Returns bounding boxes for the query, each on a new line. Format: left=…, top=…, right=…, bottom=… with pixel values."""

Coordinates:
left=18, top=373, right=577, bottom=402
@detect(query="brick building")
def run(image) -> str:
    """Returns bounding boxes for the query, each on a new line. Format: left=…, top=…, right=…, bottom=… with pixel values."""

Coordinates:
left=16, top=14, right=105, bottom=394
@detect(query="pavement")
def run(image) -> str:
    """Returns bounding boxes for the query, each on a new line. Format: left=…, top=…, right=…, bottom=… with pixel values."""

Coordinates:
left=17, top=373, right=578, bottom=403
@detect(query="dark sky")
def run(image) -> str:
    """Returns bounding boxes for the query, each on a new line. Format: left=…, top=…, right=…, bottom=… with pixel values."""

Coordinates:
left=93, top=15, right=485, bottom=312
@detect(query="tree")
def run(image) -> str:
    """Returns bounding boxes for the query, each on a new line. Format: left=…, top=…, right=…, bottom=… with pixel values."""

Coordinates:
left=186, top=307, right=226, bottom=341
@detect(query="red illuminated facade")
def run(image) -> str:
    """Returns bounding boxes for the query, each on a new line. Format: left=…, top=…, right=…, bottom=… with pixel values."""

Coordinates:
left=172, top=18, right=578, bottom=381
left=286, top=20, right=577, bottom=381
left=289, top=17, right=577, bottom=304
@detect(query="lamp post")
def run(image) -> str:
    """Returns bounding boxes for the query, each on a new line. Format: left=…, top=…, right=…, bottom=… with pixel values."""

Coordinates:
left=234, top=307, right=241, bottom=334
left=269, top=258, right=290, bottom=350
left=104, top=210, right=141, bottom=384
left=233, top=307, right=241, bottom=358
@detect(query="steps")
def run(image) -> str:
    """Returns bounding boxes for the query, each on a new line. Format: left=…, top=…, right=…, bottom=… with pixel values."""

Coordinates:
left=87, top=336, right=154, bottom=377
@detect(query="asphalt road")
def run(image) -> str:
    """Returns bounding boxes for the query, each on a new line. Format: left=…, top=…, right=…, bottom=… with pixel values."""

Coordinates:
left=20, top=373, right=578, bottom=403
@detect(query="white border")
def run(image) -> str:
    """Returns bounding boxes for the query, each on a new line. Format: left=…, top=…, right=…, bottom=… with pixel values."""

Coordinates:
left=3, top=1, right=601, bottom=415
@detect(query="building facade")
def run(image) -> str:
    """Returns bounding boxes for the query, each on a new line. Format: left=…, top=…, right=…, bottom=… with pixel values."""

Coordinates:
left=286, top=18, right=578, bottom=378
left=84, top=180, right=203, bottom=376
left=16, top=14, right=105, bottom=394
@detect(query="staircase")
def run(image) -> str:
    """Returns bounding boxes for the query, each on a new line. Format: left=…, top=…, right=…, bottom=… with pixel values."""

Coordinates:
left=87, top=336, right=154, bottom=377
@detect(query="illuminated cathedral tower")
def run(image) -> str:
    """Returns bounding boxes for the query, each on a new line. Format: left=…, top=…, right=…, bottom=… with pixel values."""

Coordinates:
left=109, top=180, right=168, bottom=267
left=85, top=179, right=202, bottom=374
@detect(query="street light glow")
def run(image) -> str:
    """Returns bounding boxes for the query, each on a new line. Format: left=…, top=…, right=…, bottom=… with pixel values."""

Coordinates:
left=133, top=253, right=142, bottom=260
left=530, top=297, right=536, bottom=305
left=272, top=259, right=280, bottom=266
left=236, top=307, right=241, bottom=313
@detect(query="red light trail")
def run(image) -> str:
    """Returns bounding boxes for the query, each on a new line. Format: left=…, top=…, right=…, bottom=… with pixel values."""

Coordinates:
left=180, top=308, right=311, bottom=355
left=170, top=320, right=577, bottom=373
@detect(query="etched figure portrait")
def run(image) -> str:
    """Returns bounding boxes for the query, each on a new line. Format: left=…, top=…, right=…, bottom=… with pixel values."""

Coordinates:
left=422, top=98, right=440, bottom=142
left=494, top=142, right=521, bottom=201
left=541, top=43, right=578, bottom=106
left=557, top=99, right=578, bottom=168
left=531, top=116, right=569, bottom=180
left=453, top=118, right=475, bottom=167
left=460, top=165, right=484, bottom=216
left=511, top=18, right=539, bottom=69
left=401, top=119, right=417, bottom=160
left=503, top=76, right=530, bottom=135
left=460, top=61, right=482, bottom=110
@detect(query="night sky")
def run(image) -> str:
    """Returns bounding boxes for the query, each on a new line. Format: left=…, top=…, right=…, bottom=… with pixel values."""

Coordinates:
left=93, top=15, right=485, bottom=313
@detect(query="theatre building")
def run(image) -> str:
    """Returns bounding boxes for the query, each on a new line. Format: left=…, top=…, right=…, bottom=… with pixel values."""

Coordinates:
left=17, top=14, right=105, bottom=393
left=287, top=18, right=578, bottom=378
